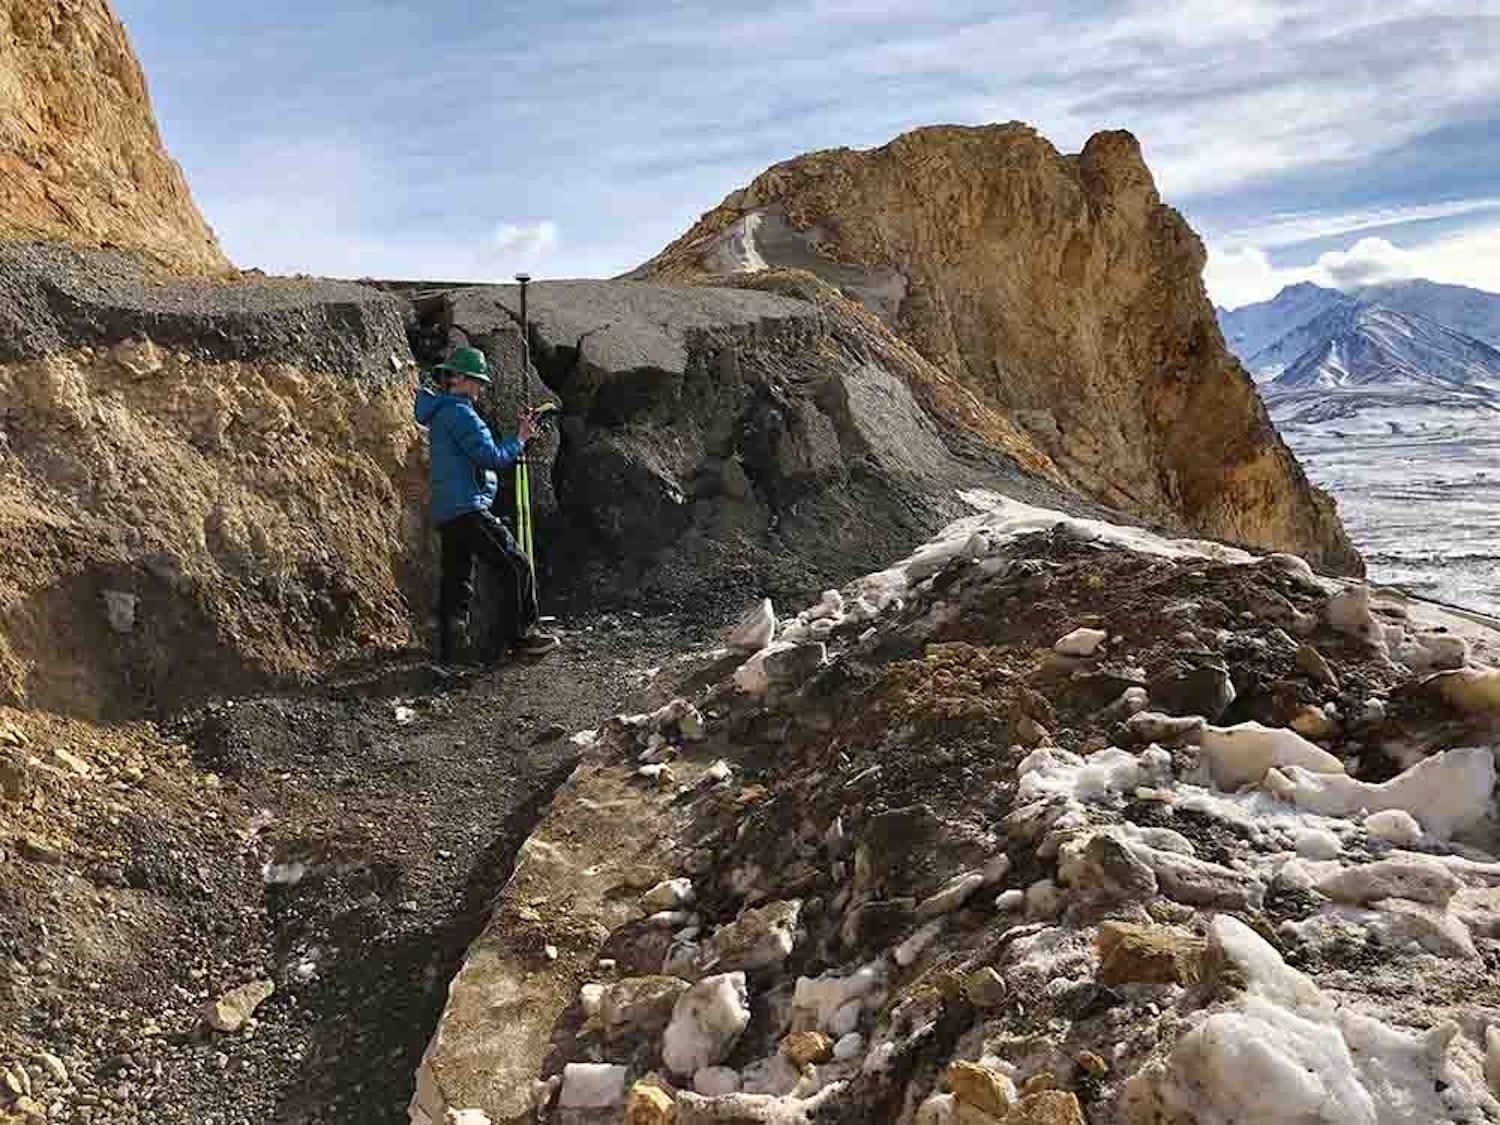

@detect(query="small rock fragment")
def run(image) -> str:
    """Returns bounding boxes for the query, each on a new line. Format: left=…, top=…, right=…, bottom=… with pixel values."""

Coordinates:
left=1295, top=643, right=1339, bottom=688
left=32, top=1053, right=67, bottom=1084
left=693, top=1067, right=741, bottom=1096
left=781, top=1031, right=833, bottom=1067
left=917, top=871, right=985, bottom=919
left=963, top=966, right=1008, bottom=1009
left=947, top=1060, right=1015, bottom=1117
left=1054, top=628, right=1107, bottom=657
left=1004, top=1089, right=1085, bottom=1124
left=643, top=878, right=696, bottom=912
left=601, top=976, right=691, bottom=1041
left=625, top=1081, right=677, bottom=1123
left=1096, top=920, right=1206, bottom=986
left=204, top=978, right=275, bottom=1032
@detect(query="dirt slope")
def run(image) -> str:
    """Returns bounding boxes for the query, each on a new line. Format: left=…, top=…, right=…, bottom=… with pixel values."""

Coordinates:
left=0, top=612, right=693, bottom=1125
left=0, top=0, right=228, bottom=274
left=634, top=123, right=1361, bottom=576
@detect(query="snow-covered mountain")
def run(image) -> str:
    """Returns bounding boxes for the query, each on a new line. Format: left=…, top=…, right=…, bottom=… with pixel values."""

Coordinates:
left=1216, top=282, right=1355, bottom=379
left=1273, top=304, right=1500, bottom=391
left=1218, top=279, right=1500, bottom=390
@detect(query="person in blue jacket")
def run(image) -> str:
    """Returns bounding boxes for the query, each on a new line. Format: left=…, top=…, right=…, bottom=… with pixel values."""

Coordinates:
left=414, top=345, right=559, bottom=662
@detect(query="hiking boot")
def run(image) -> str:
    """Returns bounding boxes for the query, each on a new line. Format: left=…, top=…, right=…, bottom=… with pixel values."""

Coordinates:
left=513, top=629, right=561, bottom=658
left=436, top=614, right=471, bottom=665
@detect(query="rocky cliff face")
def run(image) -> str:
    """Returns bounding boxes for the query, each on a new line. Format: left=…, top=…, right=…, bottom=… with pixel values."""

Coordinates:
left=635, top=124, right=1361, bottom=576
left=0, top=0, right=228, bottom=273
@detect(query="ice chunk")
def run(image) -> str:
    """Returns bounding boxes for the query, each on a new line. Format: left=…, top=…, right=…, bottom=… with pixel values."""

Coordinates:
left=728, top=599, right=777, bottom=653
left=662, top=973, right=751, bottom=1076
left=1267, top=746, right=1495, bottom=840
left=1316, top=856, right=1460, bottom=907
left=1294, top=828, right=1342, bottom=860
left=1128, top=914, right=1481, bottom=1124
left=558, top=1063, right=628, bottom=1108
left=805, top=589, right=845, bottom=623
left=1199, top=722, right=1344, bottom=791
left=792, top=963, right=884, bottom=1033
left=1365, top=809, right=1422, bottom=846
left=1017, top=745, right=1147, bottom=804
left=1054, top=627, right=1107, bottom=657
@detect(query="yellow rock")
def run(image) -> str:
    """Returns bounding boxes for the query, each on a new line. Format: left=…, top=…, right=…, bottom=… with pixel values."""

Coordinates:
left=1077, top=1051, right=1108, bottom=1077
left=947, top=1060, right=1015, bottom=1117
left=1096, top=920, right=1206, bottom=986
left=781, top=1030, right=833, bottom=1066
left=624, top=1082, right=675, bottom=1124
left=1021, top=1073, right=1057, bottom=1096
left=1003, top=1090, right=1085, bottom=1125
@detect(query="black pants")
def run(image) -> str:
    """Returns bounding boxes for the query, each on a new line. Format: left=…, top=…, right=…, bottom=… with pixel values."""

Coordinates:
left=437, top=510, right=539, bottom=646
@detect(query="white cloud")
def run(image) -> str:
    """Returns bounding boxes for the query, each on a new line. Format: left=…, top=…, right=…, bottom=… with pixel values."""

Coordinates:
left=1206, top=227, right=1500, bottom=308
left=1221, top=198, right=1500, bottom=250
left=493, top=220, right=559, bottom=260
left=1315, top=237, right=1419, bottom=288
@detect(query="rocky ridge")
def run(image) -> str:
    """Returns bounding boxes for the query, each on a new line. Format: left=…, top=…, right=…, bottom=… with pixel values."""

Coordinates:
left=0, top=0, right=228, bottom=274
left=634, top=124, right=1360, bottom=577
left=414, top=495, right=1500, bottom=1125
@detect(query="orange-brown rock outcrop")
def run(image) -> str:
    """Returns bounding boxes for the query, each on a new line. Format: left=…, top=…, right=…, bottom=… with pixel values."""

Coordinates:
left=635, top=124, right=1361, bottom=575
left=0, top=0, right=228, bottom=273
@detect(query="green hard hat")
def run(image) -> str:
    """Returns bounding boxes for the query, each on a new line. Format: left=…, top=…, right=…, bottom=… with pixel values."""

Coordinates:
left=436, top=345, right=492, bottom=384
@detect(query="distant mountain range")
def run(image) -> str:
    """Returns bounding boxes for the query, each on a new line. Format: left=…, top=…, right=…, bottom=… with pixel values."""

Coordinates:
left=1218, top=279, right=1500, bottom=429
left=1218, top=279, right=1500, bottom=391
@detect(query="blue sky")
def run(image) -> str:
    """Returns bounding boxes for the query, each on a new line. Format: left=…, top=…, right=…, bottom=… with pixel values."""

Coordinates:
left=116, top=0, right=1500, bottom=309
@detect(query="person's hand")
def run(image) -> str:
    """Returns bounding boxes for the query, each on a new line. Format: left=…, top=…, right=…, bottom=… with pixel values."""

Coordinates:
left=517, top=408, right=538, bottom=445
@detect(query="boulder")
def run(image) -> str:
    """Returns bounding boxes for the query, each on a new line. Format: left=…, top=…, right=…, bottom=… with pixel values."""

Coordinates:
left=601, top=977, right=692, bottom=1042
left=1096, top=920, right=1206, bottom=986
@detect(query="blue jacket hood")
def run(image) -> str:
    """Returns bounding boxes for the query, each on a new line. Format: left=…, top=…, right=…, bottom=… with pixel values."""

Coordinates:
left=415, top=387, right=466, bottom=427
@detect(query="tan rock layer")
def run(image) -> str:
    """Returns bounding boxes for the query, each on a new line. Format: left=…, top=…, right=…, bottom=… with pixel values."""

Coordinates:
left=0, top=0, right=228, bottom=273
left=636, top=123, right=1361, bottom=575
left=0, top=344, right=425, bottom=717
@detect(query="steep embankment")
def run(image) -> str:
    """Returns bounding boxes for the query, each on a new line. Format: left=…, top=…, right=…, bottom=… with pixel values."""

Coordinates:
left=635, top=124, right=1360, bottom=576
left=0, top=0, right=228, bottom=274
left=0, top=244, right=426, bottom=718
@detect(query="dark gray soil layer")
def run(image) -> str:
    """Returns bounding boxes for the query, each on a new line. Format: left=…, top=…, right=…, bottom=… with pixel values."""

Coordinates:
left=0, top=243, right=410, bottom=382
